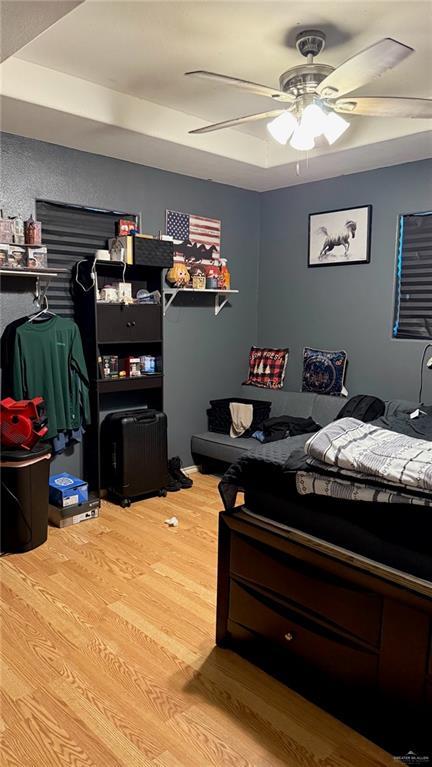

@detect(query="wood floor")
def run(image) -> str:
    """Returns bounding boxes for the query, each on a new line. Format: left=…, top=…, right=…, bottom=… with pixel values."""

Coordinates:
left=0, top=473, right=395, bottom=767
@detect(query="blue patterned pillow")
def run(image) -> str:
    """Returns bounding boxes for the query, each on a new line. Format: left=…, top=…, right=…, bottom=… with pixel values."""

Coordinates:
left=302, top=347, right=347, bottom=396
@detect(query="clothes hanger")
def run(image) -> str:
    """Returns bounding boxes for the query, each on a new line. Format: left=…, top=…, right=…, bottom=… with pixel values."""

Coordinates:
left=28, top=290, right=56, bottom=322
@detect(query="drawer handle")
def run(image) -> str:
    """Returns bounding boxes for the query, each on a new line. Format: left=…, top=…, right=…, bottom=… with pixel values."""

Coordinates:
left=126, top=321, right=136, bottom=328
left=284, top=632, right=294, bottom=642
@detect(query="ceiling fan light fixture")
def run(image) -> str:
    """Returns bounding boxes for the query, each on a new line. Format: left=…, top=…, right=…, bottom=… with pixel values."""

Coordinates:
left=299, top=102, right=328, bottom=138
left=289, top=125, right=315, bottom=151
left=323, top=111, right=350, bottom=145
left=267, top=110, right=298, bottom=144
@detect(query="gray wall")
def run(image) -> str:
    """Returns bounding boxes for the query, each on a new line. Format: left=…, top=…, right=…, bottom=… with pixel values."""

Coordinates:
left=259, top=160, right=432, bottom=403
left=2, top=132, right=431, bottom=479
left=0, top=132, right=260, bottom=469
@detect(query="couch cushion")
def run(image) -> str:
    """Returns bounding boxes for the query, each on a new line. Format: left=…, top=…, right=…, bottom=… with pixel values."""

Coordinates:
left=312, top=394, right=346, bottom=426
left=191, top=431, right=256, bottom=464
left=239, top=386, right=316, bottom=418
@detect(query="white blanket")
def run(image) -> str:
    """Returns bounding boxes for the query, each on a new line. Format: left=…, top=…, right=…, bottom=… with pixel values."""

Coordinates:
left=305, top=417, right=432, bottom=495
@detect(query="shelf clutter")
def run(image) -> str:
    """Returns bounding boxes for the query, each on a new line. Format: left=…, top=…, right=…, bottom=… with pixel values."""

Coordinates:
left=74, top=236, right=168, bottom=497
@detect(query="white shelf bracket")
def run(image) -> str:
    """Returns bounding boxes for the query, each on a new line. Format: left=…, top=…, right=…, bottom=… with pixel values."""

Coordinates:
left=215, top=293, right=229, bottom=316
left=163, top=289, right=178, bottom=316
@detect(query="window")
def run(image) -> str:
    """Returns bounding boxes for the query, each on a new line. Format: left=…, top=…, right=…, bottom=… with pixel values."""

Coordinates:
left=36, top=201, right=138, bottom=317
left=393, top=211, right=432, bottom=340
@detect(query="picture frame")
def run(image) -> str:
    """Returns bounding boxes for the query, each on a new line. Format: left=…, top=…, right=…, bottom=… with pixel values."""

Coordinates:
left=308, top=205, right=372, bottom=267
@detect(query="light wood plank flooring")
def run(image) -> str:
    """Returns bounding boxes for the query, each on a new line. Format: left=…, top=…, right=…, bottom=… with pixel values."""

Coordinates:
left=0, top=474, right=394, bottom=766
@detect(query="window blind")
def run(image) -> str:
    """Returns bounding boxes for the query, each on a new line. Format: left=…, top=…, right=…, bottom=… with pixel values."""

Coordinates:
left=36, top=201, right=137, bottom=318
left=394, top=212, right=432, bottom=340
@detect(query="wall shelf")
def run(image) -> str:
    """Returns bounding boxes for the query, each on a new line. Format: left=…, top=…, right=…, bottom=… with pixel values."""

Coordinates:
left=96, top=374, right=163, bottom=394
left=163, top=288, right=239, bottom=316
left=0, top=267, right=68, bottom=279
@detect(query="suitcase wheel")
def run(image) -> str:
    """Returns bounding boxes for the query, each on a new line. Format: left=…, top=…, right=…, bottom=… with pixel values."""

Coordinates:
left=120, top=498, right=131, bottom=508
left=158, top=489, right=167, bottom=498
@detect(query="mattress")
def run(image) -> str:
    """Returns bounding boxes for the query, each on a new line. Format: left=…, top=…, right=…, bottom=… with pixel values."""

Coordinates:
left=243, top=486, right=432, bottom=581
left=220, top=409, right=432, bottom=581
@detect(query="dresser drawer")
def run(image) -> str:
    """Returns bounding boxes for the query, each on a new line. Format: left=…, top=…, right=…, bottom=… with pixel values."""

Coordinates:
left=230, top=534, right=382, bottom=646
left=229, top=580, right=378, bottom=690
left=97, top=304, right=162, bottom=343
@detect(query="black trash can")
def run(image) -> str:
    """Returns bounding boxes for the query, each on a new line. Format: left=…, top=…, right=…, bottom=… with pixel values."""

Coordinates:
left=1, top=444, right=51, bottom=554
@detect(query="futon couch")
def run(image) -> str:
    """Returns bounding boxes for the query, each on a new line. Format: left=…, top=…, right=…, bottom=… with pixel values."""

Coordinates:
left=191, top=386, right=348, bottom=470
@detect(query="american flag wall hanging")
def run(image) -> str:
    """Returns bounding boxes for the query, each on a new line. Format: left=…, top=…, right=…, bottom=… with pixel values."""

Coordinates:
left=166, top=210, right=221, bottom=258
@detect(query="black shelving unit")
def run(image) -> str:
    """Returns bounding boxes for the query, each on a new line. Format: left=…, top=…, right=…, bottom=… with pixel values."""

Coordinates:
left=74, top=259, right=165, bottom=497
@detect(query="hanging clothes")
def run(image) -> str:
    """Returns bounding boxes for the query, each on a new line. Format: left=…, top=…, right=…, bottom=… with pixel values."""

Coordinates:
left=12, top=315, right=90, bottom=440
left=1, top=316, right=28, bottom=396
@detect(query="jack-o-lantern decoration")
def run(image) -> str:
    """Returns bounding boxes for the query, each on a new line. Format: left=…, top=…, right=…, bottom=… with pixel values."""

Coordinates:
left=166, top=261, right=191, bottom=288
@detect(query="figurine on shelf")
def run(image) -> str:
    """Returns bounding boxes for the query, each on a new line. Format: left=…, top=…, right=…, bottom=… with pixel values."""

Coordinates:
left=0, top=211, right=14, bottom=244
left=10, top=214, right=25, bottom=245
left=218, top=258, right=231, bottom=290
left=189, top=264, right=206, bottom=290
left=24, top=214, right=42, bottom=245
left=203, top=261, right=220, bottom=290
left=166, top=260, right=190, bottom=288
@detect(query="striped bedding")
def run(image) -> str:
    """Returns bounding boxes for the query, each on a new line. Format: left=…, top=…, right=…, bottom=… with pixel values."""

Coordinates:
left=296, top=471, right=432, bottom=507
left=296, top=417, right=432, bottom=506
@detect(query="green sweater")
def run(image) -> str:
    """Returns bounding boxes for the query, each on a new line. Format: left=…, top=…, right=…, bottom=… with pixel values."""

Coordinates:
left=13, top=316, right=90, bottom=439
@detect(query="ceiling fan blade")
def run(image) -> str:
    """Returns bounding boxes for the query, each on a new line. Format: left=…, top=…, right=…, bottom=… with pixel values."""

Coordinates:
left=318, top=38, right=413, bottom=98
left=185, top=70, right=294, bottom=102
left=333, top=96, right=432, bottom=118
left=189, top=110, right=286, bottom=134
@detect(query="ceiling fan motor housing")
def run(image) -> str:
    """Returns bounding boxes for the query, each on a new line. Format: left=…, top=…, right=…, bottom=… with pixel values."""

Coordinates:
left=277, top=29, right=334, bottom=99
left=295, top=29, right=326, bottom=58
left=279, top=63, right=334, bottom=97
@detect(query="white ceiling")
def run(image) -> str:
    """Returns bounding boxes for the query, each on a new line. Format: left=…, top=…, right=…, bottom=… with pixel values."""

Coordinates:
left=1, top=0, right=431, bottom=190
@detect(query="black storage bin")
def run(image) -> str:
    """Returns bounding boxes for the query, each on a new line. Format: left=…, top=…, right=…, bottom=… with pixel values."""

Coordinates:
left=207, top=397, right=272, bottom=437
left=1, top=444, right=51, bottom=553
left=133, top=238, right=174, bottom=268
left=102, top=409, right=168, bottom=506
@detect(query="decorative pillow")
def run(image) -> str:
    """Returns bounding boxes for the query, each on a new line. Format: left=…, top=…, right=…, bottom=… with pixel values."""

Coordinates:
left=302, top=347, right=347, bottom=396
left=243, top=346, right=288, bottom=390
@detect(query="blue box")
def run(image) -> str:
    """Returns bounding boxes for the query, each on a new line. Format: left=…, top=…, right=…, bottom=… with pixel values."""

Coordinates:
left=49, top=472, right=88, bottom=508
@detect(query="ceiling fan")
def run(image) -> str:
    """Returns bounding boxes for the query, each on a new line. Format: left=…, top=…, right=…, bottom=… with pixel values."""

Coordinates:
left=185, top=30, right=432, bottom=151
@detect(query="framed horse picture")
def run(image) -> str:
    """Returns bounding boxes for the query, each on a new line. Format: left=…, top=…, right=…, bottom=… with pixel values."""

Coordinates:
left=308, top=205, right=372, bottom=267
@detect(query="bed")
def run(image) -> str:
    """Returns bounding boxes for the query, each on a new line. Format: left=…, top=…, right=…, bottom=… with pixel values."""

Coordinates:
left=216, top=410, right=432, bottom=754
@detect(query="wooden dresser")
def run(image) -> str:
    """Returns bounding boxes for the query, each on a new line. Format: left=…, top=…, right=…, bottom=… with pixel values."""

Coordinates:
left=216, top=508, right=432, bottom=754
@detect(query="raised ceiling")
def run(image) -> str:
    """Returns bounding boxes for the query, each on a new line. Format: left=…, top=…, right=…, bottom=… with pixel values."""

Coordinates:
left=1, top=0, right=431, bottom=190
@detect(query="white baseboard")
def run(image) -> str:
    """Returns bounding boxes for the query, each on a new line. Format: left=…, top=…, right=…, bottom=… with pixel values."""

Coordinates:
left=183, top=464, right=200, bottom=475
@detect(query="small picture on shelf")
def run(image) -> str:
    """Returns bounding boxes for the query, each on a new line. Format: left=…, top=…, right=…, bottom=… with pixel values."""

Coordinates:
left=5, top=245, right=26, bottom=268
left=27, top=246, right=48, bottom=270
left=126, top=357, right=141, bottom=378
left=140, top=355, right=157, bottom=375
left=0, top=215, right=14, bottom=244
left=116, top=219, right=138, bottom=236
left=102, top=355, right=119, bottom=378
left=117, top=282, right=132, bottom=302
left=0, top=244, right=9, bottom=266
